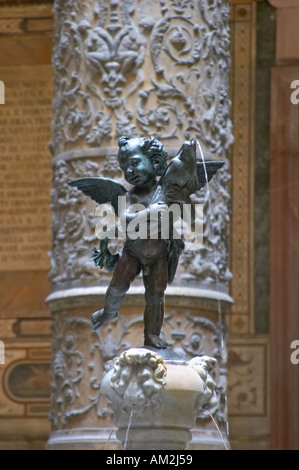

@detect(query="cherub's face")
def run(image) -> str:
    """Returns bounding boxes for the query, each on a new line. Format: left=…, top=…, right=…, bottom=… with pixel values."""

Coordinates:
left=118, top=139, right=155, bottom=187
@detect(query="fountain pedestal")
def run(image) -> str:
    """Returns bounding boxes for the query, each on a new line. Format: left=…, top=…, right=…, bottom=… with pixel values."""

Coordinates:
left=100, top=348, right=218, bottom=450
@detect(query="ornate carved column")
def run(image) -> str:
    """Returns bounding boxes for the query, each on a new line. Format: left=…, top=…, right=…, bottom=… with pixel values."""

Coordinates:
left=46, top=0, right=233, bottom=449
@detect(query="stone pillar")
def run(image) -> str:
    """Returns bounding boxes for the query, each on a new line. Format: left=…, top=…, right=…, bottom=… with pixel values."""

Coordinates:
left=46, top=0, right=233, bottom=450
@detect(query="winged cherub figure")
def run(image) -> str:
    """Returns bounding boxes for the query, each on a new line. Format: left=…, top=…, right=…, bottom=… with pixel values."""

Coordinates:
left=68, top=136, right=224, bottom=349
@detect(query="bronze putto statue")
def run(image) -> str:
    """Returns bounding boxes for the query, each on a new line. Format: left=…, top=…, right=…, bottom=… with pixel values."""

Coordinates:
left=69, top=136, right=223, bottom=349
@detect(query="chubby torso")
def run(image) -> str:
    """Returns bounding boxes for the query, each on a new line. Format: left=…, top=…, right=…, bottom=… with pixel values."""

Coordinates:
left=124, top=179, right=167, bottom=265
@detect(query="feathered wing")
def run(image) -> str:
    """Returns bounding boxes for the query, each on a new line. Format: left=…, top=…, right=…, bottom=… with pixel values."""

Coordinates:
left=195, top=161, right=225, bottom=191
left=68, top=177, right=127, bottom=217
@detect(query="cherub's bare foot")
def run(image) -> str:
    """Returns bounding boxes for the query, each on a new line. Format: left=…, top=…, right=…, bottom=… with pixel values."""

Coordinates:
left=91, top=309, right=117, bottom=330
left=144, top=334, right=168, bottom=349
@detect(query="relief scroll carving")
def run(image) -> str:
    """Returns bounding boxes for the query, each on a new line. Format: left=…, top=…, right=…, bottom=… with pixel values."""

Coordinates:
left=51, top=0, right=232, bottom=155
left=50, top=0, right=148, bottom=154
left=49, top=159, right=102, bottom=288
left=48, top=308, right=145, bottom=430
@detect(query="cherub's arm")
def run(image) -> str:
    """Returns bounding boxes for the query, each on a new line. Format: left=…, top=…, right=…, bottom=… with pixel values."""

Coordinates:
left=68, top=177, right=127, bottom=271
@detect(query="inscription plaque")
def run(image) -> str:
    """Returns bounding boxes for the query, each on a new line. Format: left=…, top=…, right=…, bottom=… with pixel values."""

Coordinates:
left=0, top=65, right=53, bottom=270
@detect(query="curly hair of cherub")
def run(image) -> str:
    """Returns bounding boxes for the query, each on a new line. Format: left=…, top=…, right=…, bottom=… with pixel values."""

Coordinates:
left=118, top=135, right=168, bottom=176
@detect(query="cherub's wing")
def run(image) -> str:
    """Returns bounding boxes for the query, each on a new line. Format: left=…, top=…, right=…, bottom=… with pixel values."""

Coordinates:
left=68, top=177, right=127, bottom=217
left=196, top=161, right=224, bottom=191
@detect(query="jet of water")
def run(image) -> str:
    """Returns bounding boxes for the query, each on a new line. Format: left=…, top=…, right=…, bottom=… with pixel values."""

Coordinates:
left=195, top=138, right=230, bottom=442
left=124, top=409, right=134, bottom=450
left=207, top=410, right=229, bottom=450
left=194, top=138, right=224, bottom=352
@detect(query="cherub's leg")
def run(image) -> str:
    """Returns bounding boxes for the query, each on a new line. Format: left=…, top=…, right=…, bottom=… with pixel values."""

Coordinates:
left=143, top=256, right=168, bottom=348
left=91, top=250, right=141, bottom=330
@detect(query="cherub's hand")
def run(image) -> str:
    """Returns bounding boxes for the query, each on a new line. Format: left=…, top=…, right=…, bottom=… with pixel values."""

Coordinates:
left=93, top=239, right=119, bottom=272
left=92, top=246, right=106, bottom=269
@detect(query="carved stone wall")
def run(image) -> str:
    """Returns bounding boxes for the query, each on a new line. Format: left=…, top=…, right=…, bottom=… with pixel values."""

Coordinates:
left=46, top=0, right=233, bottom=449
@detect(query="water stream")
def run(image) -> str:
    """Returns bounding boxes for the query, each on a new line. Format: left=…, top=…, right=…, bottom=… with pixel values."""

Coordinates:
left=207, top=410, right=229, bottom=450
left=195, top=138, right=230, bottom=441
left=104, top=427, right=115, bottom=450
left=195, top=138, right=224, bottom=351
left=124, top=410, right=134, bottom=450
